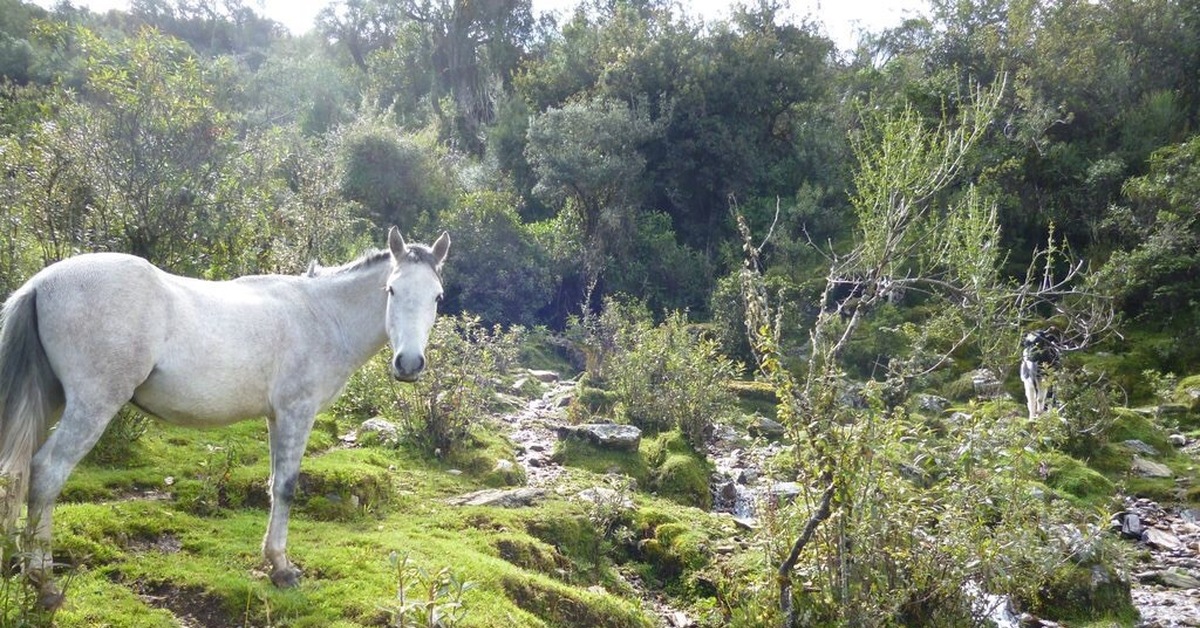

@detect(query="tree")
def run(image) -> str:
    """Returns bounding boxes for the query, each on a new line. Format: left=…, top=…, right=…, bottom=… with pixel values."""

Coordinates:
left=525, top=96, right=657, bottom=294
left=739, top=79, right=1115, bottom=625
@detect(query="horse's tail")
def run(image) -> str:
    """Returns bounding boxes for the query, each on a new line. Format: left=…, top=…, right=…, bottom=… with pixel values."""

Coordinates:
left=0, top=285, right=59, bottom=536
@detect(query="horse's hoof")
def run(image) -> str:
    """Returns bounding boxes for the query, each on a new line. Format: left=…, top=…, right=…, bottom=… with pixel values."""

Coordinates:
left=270, top=566, right=301, bottom=588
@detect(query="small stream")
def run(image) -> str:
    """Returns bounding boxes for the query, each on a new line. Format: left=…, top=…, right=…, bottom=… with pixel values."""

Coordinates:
left=500, top=375, right=1200, bottom=627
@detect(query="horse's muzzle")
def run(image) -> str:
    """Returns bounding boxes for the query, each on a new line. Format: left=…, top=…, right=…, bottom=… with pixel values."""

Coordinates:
left=392, top=353, right=425, bottom=382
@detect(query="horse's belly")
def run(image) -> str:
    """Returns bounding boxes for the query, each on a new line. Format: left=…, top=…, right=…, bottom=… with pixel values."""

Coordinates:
left=133, top=370, right=270, bottom=427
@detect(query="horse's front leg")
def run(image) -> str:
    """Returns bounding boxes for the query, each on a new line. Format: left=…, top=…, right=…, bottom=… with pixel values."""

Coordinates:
left=264, top=406, right=318, bottom=588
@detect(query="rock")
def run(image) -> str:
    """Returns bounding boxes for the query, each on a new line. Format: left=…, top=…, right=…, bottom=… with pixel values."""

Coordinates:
left=1122, top=439, right=1160, bottom=456
left=446, top=487, right=545, bottom=508
left=747, top=416, right=786, bottom=439
left=970, top=369, right=1003, bottom=398
left=737, top=468, right=759, bottom=484
left=717, top=481, right=738, bottom=504
left=355, top=417, right=401, bottom=445
left=770, top=482, right=802, bottom=504
left=731, top=516, right=759, bottom=531
left=527, top=369, right=560, bottom=383
left=557, top=423, right=642, bottom=451
left=1169, top=433, right=1188, bottom=448
left=1153, top=568, right=1200, bottom=590
left=1119, top=513, right=1144, bottom=539
left=1132, top=456, right=1174, bottom=478
left=916, top=394, right=950, bottom=414
left=493, top=459, right=517, bottom=474
left=1145, top=527, right=1184, bottom=551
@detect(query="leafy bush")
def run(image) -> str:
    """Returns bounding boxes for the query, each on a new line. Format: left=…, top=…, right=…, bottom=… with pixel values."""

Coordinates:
left=587, top=300, right=739, bottom=449
left=333, top=315, right=522, bottom=457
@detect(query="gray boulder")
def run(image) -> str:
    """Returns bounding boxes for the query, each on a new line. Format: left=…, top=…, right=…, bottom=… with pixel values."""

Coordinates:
left=557, top=423, right=642, bottom=451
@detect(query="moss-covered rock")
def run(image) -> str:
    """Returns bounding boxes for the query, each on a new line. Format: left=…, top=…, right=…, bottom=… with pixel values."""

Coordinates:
left=1042, top=452, right=1115, bottom=505
left=294, top=450, right=394, bottom=521
left=501, top=574, right=654, bottom=627
left=1022, top=562, right=1135, bottom=624
left=652, top=453, right=711, bottom=510
left=638, top=521, right=708, bottom=580
left=493, top=534, right=570, bottom=575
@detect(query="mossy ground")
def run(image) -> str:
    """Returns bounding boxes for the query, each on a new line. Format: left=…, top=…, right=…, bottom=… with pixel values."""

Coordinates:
left=8, top=400, right=743, bottom=627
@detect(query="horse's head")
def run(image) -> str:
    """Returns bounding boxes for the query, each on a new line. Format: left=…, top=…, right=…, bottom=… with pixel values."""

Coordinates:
left=385, top=227, right=450, bottom=382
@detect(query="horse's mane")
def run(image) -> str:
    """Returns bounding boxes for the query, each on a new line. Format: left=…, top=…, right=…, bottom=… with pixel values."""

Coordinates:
left=304, top=244, right=441, bottom=278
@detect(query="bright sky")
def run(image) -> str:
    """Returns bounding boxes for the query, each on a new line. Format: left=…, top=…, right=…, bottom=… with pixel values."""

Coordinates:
left=35, top=0, right=928, bottom=51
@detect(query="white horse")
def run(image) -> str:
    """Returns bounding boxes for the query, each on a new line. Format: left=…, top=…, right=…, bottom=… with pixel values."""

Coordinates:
left=1020, top=329, right=1059, bottom=419
left=0, top=227, right=449, bottom=607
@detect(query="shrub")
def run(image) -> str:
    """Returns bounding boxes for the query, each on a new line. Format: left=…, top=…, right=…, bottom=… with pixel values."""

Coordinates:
left=590, top=301, right=739, bottom=449
left=333, top=315, right=522, bottom=457
left=86, top=407, right=151, bottom=466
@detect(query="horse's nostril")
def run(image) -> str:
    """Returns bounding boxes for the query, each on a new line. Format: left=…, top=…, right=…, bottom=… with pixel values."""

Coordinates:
left=393, top=353, right=426, bottom=377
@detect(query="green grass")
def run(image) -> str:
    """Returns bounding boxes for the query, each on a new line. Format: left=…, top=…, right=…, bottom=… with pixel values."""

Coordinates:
left=15, top=411, right=735, bottom=627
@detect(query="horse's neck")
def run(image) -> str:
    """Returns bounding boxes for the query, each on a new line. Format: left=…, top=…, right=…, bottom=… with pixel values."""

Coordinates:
left=309, top=264, right=389, bottom=367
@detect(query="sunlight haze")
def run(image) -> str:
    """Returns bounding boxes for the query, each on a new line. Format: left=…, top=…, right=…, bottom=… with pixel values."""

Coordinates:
left=36, top=0, right=927, bottom=51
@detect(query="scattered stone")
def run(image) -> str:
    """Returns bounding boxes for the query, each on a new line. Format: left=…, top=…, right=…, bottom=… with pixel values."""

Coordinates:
left=1122, top=439, right=1160, bottom=456
left=527, top=369, right=560, bottom=383
left=446, top=487, right=545, bottom=508
left=1153, top=568, right=1200, bottom=590
left=493, top=459, right=517, bottom=474
left=916, top=394, right=950, bottom=414
left=970, top=369, right=1003, bottom=398
left=770, top=482, right=801, bottom=504
left=948, top=411, right=974, bottom=424
left=1119, top=513, right=1144, bottom=540
left=447, top=469, right=463, bottom=476
left=1145, top=528, right=1184, bottom=552
left=557, top=423, right=642, bottom=451
left=1132, top=457, right=1174, bottom=478
left=357, top=417, right=401, bottom=445
left=737, top=468, right=758, bottom=484
left=731, top=516, right=759, bottom=531
left=747, top=416, right=786, bottom=439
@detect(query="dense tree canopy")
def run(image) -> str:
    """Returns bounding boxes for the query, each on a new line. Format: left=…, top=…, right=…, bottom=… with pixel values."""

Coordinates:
left=0, top=0, right=1197, bottom=335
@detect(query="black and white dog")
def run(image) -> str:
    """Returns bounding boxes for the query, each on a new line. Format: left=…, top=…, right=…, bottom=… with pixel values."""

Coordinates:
left=1020, top=329, right=1061, bottom=419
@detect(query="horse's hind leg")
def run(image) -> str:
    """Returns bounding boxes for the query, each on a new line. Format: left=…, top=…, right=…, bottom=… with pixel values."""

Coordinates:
left=25, top=395, right=126, bottom=608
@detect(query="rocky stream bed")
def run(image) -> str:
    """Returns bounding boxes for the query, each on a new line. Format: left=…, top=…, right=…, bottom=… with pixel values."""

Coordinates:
left=491, top=372, right=1200, bottom=627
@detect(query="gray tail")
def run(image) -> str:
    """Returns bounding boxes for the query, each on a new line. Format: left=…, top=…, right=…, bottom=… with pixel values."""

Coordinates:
left=0, top=286, right=60, bottom=534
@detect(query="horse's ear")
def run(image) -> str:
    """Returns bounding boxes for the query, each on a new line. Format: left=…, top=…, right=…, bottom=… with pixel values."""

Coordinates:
left=432, top=231, right=451, bottom=265
left=388, top=226, right=406, bottom=259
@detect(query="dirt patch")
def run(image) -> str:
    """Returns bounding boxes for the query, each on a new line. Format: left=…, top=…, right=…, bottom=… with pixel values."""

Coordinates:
left=130, top=581, right=237, bottom=628
left=125, top=533, right=183, bottom=554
